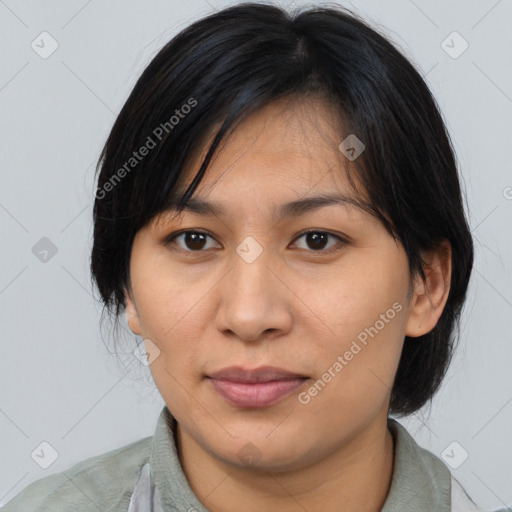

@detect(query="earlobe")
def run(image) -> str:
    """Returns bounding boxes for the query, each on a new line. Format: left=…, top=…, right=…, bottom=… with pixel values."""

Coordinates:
left=124, top=288, right=142, bottom=336
left=405, top=240, right=452, bottom=338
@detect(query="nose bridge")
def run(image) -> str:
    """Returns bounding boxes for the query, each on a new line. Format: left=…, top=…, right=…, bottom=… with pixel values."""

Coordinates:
left=230, top=236, right=275, bottom=305
left=216, top=237, right=291, bottom=340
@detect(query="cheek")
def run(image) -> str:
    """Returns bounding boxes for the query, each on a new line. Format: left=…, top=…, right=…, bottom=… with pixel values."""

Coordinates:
left=130, top=253, right=214, bottom=340
left=296, top=258, right=407, bottom=345
left=144, top=314, right=207, bottom=418
left=297, top=298, right=405, bottom=424
left=294, top=254, right=408, bottom=399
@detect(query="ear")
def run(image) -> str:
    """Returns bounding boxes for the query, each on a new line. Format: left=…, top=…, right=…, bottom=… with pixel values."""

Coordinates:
left=405, top=239, right=452, bottom=338
left=124, top=286, right=142, bottom=336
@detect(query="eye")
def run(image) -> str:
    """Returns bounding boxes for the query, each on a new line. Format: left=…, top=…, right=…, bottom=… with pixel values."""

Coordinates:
left=165, top=230, right=220, bottom=252
left=163, top=230, right=347, bottom=254
left=290, top=230, right=347, bottom=253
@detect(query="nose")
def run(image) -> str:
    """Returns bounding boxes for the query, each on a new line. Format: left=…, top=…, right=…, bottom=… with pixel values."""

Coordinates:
left=214, top=246, right=293, bottom=343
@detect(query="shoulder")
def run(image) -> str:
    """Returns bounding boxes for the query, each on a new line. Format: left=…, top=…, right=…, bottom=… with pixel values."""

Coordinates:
left=387, top=419, right=484, bottom=511
left=451, top=475, right=485, bottom=512
left=1, top=436, right=152, bottom=512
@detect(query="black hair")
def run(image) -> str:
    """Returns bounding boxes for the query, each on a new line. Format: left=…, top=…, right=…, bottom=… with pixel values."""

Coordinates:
left=90, top=1, right=474, bottom=416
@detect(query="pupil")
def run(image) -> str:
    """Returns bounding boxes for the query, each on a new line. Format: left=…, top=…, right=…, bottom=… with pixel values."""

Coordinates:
left=308, top=232, right=327, bottom=250
left=186, top=232, right=206, bottom=250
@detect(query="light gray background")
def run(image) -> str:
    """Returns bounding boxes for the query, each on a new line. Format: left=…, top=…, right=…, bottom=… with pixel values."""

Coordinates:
left=1, top=0, right=511, bottom=510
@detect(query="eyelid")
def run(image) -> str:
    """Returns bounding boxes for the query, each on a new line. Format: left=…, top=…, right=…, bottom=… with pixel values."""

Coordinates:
left=163, top=229, right=349, bottom=254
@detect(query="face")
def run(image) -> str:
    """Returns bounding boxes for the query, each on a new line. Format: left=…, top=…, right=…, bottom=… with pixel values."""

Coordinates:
left=125, top=97, right=426, bottom=472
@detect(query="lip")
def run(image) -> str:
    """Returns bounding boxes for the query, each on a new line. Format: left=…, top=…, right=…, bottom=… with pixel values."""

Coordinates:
left=206, top=365, right=308, bottom=408
left=207, top=365, right=308, bottom=383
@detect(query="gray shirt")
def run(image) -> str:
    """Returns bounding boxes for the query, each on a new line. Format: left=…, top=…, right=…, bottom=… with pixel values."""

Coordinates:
left=2, top=406, right=483, bottom=511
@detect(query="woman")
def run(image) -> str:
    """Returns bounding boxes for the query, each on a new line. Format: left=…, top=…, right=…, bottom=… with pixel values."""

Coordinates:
left=3, top=2, right=481, bottom=511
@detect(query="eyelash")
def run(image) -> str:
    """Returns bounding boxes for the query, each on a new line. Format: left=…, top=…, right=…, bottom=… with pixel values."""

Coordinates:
left=163, top=229, right=348, bottom=255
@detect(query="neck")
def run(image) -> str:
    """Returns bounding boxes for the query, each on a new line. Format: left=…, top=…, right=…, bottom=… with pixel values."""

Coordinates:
left=175, top=414, right=395, bottom=512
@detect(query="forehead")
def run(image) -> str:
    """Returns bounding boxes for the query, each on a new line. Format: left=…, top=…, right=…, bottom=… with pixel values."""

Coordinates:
left=152, top=96, right=373, bottom=227
left=181, top=98, right=361, bottom=195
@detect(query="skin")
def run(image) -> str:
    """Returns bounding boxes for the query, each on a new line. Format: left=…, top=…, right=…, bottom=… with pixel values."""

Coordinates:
left=124, top=96, right=452, bottom=512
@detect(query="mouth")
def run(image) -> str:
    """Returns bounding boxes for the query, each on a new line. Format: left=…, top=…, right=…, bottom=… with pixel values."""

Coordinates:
left=206, top=365, right=309, bottom=408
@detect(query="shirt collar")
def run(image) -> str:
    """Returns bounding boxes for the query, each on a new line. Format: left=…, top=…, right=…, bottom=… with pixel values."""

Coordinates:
left=149, top=406, right=451, bottom=511
left=382, top=418, right=451, bottom=511
left=150, top=406, right=210, bottom=512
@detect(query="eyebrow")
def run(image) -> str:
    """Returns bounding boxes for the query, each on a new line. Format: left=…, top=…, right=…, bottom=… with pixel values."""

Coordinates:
left=166, top=192, right=368, bottom=221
